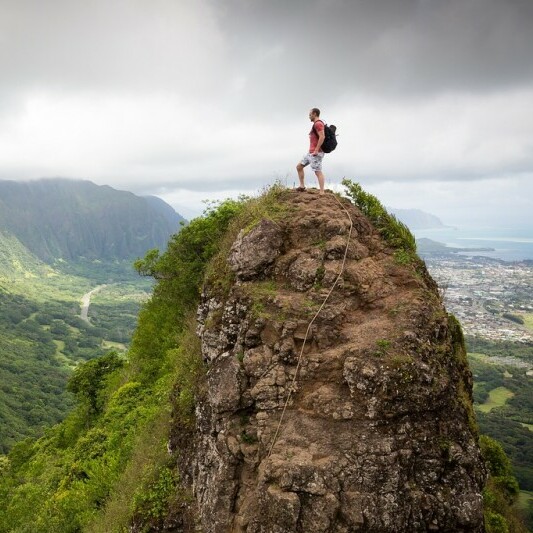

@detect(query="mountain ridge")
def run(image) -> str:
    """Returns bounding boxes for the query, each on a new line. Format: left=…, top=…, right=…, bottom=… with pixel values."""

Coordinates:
left=172, top=187, right=486, bottom=532
left=388, top=207, right=445, bottom=229
left=0, top=178, right=185, bottom=262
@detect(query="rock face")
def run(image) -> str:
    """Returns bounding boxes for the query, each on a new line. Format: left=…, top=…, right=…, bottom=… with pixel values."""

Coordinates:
left=172, top=189, right=486, bottom=532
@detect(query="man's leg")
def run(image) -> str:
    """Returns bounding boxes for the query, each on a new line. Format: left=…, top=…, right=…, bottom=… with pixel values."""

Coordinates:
left=315, top=171, right=325, bottom=194
left=296, top=163, right=305, bottom=188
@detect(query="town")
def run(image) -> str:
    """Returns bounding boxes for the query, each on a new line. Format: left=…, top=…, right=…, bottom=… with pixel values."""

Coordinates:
left=422, top=254, right=533, bottom=343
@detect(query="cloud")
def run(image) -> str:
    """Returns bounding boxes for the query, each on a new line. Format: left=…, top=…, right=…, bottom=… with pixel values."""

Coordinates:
left=366, top=173, right=533, bottom=228
left=214, top=0, right=533, bottom=107
left=0, top=0, right=532, bottom=226
left=328, top=88, right=533, bottom=182
left=0, top=0, right=228, bottom=97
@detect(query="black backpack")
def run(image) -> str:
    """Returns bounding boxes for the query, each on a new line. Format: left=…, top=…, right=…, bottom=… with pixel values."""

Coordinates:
left=314, top=120, right=337, bottom=153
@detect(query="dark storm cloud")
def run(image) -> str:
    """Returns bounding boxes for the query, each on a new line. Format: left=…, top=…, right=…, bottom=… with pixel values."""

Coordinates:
left=215, top=0, right=533, bottom=116
left=2, top=0, right=532, bottom=106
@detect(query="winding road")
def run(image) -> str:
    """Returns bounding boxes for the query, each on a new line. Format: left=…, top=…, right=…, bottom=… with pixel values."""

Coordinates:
left=80, top=285, right=106, bottom=323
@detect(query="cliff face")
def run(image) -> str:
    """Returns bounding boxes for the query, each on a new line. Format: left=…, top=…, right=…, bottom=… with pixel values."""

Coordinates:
left=172, top=189, right=486, bottom=532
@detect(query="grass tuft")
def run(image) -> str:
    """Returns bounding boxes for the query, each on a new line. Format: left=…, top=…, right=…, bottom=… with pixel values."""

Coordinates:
left=342, top=179, right=416, bottom=254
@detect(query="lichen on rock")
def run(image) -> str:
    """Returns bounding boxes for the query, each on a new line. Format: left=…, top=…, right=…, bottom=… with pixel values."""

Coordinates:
left=170, top=188, right=486, bottom=532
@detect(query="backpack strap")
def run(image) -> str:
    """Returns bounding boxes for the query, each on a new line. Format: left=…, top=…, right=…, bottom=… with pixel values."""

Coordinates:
left=312, top=119, right=326, bottom=135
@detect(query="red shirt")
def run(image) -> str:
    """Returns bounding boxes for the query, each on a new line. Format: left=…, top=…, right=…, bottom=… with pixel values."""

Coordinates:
left=309, top=119, right=325, bottom=153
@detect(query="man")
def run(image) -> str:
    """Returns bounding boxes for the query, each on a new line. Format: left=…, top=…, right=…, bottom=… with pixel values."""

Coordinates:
left=296, top=107, right=326, bottom=194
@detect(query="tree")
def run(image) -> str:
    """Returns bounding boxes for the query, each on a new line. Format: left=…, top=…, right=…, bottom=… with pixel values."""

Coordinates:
left=67, top=352, right=124, bottom=414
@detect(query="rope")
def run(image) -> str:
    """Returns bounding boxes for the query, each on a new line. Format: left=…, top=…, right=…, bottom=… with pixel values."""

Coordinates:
left=266, top=191, right=354, bottom=457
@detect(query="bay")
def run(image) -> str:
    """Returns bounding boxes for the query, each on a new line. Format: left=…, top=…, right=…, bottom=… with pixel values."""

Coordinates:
left=413, top=226, right=533, bottom=262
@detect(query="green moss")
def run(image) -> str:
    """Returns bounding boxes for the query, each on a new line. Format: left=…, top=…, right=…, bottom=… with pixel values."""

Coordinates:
left=374, top=339, right=392, bottom=357
left=240, top=280, right=287, bottom=321
left=389, top=353, right=414, bottom=368
left=438, top=437, right=452, bottom=457
left=312, top=238, right=327, bottom=250
left=388, top=302, right=408, bottom=318
left=204, top=308, right=224, bottom=330
left=448, top=314, right=466, bottom=353
left=132, top=465, right=179, bottom=522
left=251, top=300, right=267, bottom=319
left=241, top=431, right=258, bottom=444
left=447, top=314, right=480, bottom=436
left=169, top=320, right=206, bottom=428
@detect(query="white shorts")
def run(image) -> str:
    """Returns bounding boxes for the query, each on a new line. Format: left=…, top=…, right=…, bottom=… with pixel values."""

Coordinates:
left=300, top=152, right=324, bottom=172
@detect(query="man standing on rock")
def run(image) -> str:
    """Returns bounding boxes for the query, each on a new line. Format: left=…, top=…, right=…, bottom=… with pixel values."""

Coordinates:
left=296, top=107, right=326, bottom=195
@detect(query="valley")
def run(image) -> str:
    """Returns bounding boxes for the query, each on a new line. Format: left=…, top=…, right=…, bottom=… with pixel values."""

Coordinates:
left=0, top=179, right=181, bottom=454
left=0, top=257, right=152, bottom=453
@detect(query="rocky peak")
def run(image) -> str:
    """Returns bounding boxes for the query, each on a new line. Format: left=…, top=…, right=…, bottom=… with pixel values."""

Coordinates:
left=172, top=189, right=486, bottom=532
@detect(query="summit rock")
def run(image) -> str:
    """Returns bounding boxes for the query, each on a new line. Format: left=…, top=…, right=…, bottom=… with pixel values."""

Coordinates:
left=170, top=188, right=486, bottom=533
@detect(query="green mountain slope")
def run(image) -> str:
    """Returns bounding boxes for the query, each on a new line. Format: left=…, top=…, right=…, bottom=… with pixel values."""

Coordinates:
left=0, top=188, right=240, bottom=532
left=0, top=230, right=54, bottom=280
left=0, top=228, right=153, bottom=454
left=0, top=179, right=173, bottom=454
left=0, top=178, right=185, bottom=262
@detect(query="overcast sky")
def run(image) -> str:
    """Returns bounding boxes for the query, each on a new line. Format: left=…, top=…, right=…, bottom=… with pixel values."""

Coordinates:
left=1, top=0, right=532, bottom=226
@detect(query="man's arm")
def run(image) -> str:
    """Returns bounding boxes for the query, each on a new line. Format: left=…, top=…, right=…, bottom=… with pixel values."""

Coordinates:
left=314, top=130, right=325, bottom=154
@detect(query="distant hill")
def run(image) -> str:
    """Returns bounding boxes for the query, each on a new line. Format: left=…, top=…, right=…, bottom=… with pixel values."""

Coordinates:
left=388, top=207, right=445, bottom=230
left=417, top=237, right=494, bottom=256
left=0, top=179, right=185, bottom=262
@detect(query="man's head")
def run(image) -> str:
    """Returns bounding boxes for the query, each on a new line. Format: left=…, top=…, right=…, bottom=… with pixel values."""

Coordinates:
left=309, top=108, right=320, bottom=121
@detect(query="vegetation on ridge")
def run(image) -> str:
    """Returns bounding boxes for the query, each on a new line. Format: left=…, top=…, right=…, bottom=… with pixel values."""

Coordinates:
left=481, top=435, right=528, bottom=533
left=342, top=178, right=417, bottom=253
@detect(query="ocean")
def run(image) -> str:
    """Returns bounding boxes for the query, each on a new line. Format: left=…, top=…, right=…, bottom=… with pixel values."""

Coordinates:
left=413, top=226, right=533, bottom=262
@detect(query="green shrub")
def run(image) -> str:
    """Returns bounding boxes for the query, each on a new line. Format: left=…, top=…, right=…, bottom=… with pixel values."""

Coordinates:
left=67, top=351, right=124, bottom=414
left=481, top=435, right=515, bottom=479
left=342, top=179, right=416, bottom=253
left=133, top=465, right=179, bottom=522
left=130, top=197, right=245, bottom=381
left=481, top=435, right=528, bottom=532
left=485, top=510, right=510, bottom=533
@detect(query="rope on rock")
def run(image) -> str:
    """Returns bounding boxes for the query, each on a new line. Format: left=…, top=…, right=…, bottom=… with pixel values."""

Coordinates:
left=267, top=191, right=354, bottom=458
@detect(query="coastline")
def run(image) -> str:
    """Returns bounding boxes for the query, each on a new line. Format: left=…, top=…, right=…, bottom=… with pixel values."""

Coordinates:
left=413, top=227, right=533, bottom=263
